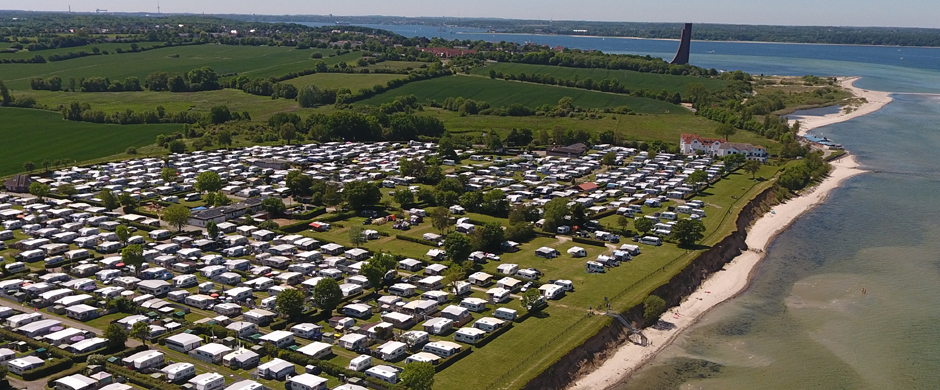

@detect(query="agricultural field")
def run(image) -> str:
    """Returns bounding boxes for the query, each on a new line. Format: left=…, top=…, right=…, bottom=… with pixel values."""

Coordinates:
left=358, top=75, right=690, bottom=114
left=470, top=62, right=730, bottom=93
left=0, top=44, right=364, bottom=90
left=0, top=41, right=160, bottom=60
left=0, top=107, right=182, bottom=177
left=283, top=72, right=407, bottom=91
left=16, top=88, right=302, bottom=121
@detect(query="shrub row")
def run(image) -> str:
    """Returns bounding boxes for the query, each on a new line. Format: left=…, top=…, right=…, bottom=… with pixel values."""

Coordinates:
left=22, top=357, right=73, bottom=380
left=572, top=236, right=608, bottom=247
left=434, top=346, right=474, bottom=373
left=592, top=208, right=617, bottom=219
left=395, top=234, right=438, bottom=247
left=0, top=328, right=70, bottom=358
left=279, top=219, right=315, bottom=234
left=315, top=211, right=358, bottom=223
left=291, top=207, right=327, bottom=220
left=43, top=364, right=87, bottom=388
left=106, top=362, right=177, bottom=390
left=533, top=231, right=557, bottom=239
left=474, top=322, right=514, bottom=349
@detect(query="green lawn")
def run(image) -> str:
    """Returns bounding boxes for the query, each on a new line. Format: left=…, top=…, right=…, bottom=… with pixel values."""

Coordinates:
left=357, top=76, right=689, bottom=114
left=471, top=62, right=729, bottom=93
left=0, top=44, right=363, bottom=90
left=0, top=107, right=182, bottom=177
left=283, top=73, right=406, bottom=91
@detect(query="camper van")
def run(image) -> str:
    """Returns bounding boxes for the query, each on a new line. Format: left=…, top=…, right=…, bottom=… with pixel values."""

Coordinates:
left=585, top=261, right=606, bottom=273
left=347, top=355, right=372, bottom=372
left=639, top=236, right=662, bottom=246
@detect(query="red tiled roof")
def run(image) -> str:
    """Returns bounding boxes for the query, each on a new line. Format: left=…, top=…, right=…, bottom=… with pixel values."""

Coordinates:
left=577, top=182, right=598, bottom=191
left=681, top=133, right=725, bottom=144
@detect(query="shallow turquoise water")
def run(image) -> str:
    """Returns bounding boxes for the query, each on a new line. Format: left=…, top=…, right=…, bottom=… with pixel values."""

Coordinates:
left=303, top=24, right=940, bottom=388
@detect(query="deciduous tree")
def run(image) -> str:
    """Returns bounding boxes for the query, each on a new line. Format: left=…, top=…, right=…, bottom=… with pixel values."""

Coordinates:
left=99, top=188, right=119, bottom=211
left=275, top=288, right=306, bottom=318
left=312, top=277, right=343, bottom=315
left=672, top=218, right=706, bottom=247
left=743, top=159, right=762, bottom=179
left=104, top=323, right=128, bottom=349
left=634, top=217, right=654, bottom=236
left=195, top=171, right=223, bottom=193
left=401, top=362, right=435, bottom=390
left=163, top=204, right=191, bottom=231
left=643, top=295, right=666, bottom=324
left=121, top=244, right=145, bottom=277
left=348, top=225, right=366, bottom=248
left=444, top=232, right=472, bottom=262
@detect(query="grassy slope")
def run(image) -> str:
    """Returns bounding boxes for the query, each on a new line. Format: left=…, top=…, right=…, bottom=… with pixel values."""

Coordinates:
left=357, top=76, right=690, bottom=114
left=0, top=44, right=362, bottom=90
left=0, top=107, right=181, bottom=177
left=283, top=73, right=406, bottom=90
left=471, top=62, right=729, bottom=93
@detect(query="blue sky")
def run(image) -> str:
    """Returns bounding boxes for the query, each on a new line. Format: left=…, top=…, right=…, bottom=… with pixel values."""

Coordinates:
left=9, top=0, right=939, bottom=28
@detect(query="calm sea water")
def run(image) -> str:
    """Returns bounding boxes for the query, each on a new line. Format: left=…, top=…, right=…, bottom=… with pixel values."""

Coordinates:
left=307, top=22, right=940, bottom=388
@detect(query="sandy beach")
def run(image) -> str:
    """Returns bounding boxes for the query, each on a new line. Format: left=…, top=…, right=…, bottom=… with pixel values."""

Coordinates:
left=791, top=77, right=893, bottom=136
left=568, top=80, right=884, bottom=390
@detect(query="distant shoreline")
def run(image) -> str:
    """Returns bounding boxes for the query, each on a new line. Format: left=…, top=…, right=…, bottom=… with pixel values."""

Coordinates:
left=566, top=78, right=884, bottom=390
left=453, top=31, right=940, bottom=49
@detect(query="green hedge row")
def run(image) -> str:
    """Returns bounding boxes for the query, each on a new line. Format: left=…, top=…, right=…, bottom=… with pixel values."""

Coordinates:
left=291, top=207, right=327, bottom=220
left=22, top=357, right=73, bottom=380
left=572, top=236, right=608, bottom=247
left=474, top=322, right=514, bottom=349
left=315, top=211, right=357, bottom=223
left=0, top=328, right=70, bottom=358
left=106, top=362, right=177, bottom=390
left=42, top=363, right=86, bottom=387
left=395, top=234, right=438, bottom=247
left=279, top=220, right=315, bottom=233
left=434, top=346, right=473, bottom=372
left=592, top=208, right=617, bottom=219
left=533, top=231, right=556, bottom=239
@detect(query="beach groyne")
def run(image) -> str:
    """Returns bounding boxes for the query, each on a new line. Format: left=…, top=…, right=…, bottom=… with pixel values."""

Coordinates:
left=522, top=184, right=781, bottom=390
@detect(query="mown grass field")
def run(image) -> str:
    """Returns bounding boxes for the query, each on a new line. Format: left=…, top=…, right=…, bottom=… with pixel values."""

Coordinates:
left=0, top=107, right=182, bottom=177
left=357, top=75, right=690, bottom=114
left=283, top=72, right=406, bottom=90
left=471, top=62, right=729, bottom=93
left=0, top=44, right=363, bottom=90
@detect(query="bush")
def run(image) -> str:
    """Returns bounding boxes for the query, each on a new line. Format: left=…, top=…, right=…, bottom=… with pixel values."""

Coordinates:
left=106, top=363, right=176, bottom=390
left=292, top=207, right=327, bottom=220
left=572, top=236, right=607, bottom=247
left=22, top=357, right=73, bottom=380
left=395, top=234, right=439, bottom=247
left=315, top=211, right=357, bottom=223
